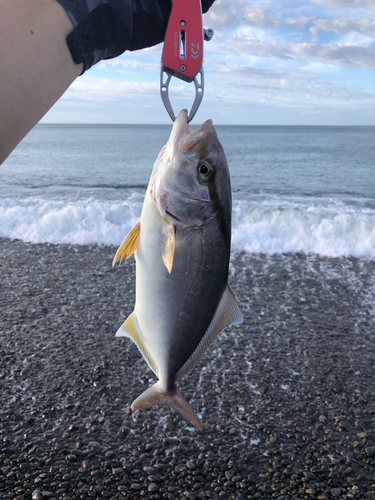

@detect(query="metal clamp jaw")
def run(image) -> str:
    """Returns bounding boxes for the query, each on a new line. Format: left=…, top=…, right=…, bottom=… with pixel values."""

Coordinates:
left=160, top=0, right=214, bottom=123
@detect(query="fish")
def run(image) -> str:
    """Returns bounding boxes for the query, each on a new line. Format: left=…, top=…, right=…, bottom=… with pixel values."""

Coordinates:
left=113, top=109, right=242, bottom=430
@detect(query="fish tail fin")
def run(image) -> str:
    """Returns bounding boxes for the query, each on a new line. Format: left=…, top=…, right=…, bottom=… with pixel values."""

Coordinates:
left=131, top=382, right=203, bottom=431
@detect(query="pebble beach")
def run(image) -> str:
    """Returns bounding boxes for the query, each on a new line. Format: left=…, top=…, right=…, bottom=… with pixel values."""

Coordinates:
left=1, top=238, right=375, bottom=500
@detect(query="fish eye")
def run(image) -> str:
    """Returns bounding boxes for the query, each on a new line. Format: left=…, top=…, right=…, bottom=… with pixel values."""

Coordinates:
left=198, top=161, right=214, bottom=181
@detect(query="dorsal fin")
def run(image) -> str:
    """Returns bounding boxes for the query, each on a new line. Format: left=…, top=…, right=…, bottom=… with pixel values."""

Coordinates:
left=176, top=285, right=243, bottom=380
left=116, top=312, right=158, bottom=377
left=112, top=221, right=140, bottom=266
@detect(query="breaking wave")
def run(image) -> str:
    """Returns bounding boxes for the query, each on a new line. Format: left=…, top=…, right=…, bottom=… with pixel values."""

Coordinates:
left=1, top=193, right=375, bottom=259
left=231, top=194, right=375, bottom=259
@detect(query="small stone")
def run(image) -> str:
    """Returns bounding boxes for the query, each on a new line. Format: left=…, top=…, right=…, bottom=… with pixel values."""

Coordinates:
left=306, top=489, right=316, bottom=495
left=148, top=475, right=161, bottom=483
left=357, top=432, right=368, bottom=438
left=112, top=467, right=123, bottom=475
left=175, top=465, right=187, bottom=473
left=14, top=496, right=24, bottom=500
left=330, top=488, right=342, bottom=497
left=164, top=437, right=178, bottom=444
left=365, top=446, right=375, bottom=456
left=105, top=450, right=116, bottom=458
left=319, top=415, right=327, bottom=423
left=41, top=492, right=55, bottom=498
left=148, top=483, right=159, bottom=493
left=88, top=442, right=102, bottom=453
left=229, top=428, right=237, bottom=435
left=364, top=493, right=375, bottom=498
left=32, top=492, right=43, bottom=500
left=186, top=461, right=195, bottom=469
left=179, top=436, right=192, bottom=443
left=130, top=483, right=142, bottom=490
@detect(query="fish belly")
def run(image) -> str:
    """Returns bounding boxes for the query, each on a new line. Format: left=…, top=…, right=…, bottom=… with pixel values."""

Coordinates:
left=134, top=193, right=229, bottom=390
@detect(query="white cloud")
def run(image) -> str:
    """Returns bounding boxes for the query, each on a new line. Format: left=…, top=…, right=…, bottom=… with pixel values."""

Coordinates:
left=240, top=5, right=276, bottom=29
left=203, top=0, right=241, bottom=29
left=227, top=32, right=375, bottom=67
left=285, top=16, right=314, bottom=29
left=107, top=59, right=159, bottom=72
left=43, top=0, right=375, bottom=125
left=310, top=18, right=375, bottom=40
left=206, top=60, right=375, bottom=104
left=294, top=42, right=375, bottom=67
left=312, top=0, right=375, bottom=11
left=62, top=77, right=158, bottom=102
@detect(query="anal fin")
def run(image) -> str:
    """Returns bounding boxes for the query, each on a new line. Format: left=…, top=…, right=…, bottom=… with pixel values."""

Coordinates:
left=112, top=221, right=140, bottom=266
left=116, top=311, right=158, bottom=377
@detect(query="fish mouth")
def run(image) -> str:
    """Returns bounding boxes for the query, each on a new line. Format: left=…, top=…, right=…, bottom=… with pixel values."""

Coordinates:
left=169, top=109, right=216, bottom=155
left=170, top=109, right=191, bottom=143
left=179, top=119, right=215, bottom=154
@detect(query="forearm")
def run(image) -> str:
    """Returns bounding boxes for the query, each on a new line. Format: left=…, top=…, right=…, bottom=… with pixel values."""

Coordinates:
left=0, top=0, right=83, bottom=164
left=0, top=0, right=216, bottom=165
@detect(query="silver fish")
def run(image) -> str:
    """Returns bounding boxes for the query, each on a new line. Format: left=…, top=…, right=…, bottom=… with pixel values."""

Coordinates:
left=113, top=109, right=242, bottom=430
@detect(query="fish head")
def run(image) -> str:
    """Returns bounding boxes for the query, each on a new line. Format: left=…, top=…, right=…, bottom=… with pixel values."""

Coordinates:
left=150, top=109, right=231, bottom=227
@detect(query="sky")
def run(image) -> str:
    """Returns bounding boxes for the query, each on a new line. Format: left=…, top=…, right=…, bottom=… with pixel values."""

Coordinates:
left=42, top=0, right=375, bottom=126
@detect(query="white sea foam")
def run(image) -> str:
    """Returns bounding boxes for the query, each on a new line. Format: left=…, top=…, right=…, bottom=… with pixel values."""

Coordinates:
left=232, top=195, right=375, bottom=259
left=1, top=194, right=375, bottom=259
left=0, top=195, right=143, bottom=246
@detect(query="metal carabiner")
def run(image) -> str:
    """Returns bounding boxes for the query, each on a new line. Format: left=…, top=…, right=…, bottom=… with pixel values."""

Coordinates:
left=160, top=0, right=213, bottom=123
left=160, top=65, right=204, bottom=123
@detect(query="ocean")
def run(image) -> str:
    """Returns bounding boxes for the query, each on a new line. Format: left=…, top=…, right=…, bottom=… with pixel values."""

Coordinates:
left=1, top=124, right=374, bottom=259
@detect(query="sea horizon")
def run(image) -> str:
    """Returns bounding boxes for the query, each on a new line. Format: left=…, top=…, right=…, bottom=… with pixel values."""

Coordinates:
left=1, top=123, right=374, bottom=258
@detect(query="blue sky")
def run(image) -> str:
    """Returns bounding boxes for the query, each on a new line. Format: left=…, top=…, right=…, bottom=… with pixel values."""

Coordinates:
left=42, top=0, right=375, bottom=125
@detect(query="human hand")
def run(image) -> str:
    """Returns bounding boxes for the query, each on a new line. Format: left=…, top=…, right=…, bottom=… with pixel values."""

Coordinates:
left=59, top=0, right=216, bottom=72
left=129, top=0, right=216, bottom=51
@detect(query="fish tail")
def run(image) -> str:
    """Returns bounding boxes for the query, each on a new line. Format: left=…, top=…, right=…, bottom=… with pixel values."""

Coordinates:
left=131, top=382, right=203, bottom=431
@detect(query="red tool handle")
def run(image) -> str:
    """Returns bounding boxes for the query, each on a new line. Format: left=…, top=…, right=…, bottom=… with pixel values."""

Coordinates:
left=162, top=0, right=203, bottom=83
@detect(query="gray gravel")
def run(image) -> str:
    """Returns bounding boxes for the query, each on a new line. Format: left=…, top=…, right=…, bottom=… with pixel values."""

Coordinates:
left=0, top=238, right=375, bottom=500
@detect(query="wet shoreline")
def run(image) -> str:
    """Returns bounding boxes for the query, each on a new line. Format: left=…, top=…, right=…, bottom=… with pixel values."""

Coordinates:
left=0, top=238, right=374, bottom=500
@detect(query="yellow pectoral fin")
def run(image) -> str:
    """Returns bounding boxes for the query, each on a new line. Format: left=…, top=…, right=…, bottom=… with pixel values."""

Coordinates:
left=162, top=224, right=176, bottom=274
left=112, top=221, right=140, bottom=266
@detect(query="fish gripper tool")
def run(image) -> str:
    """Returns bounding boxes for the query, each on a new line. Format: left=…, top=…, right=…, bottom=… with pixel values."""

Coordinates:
left=160, top=0, right=214, bottom=123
